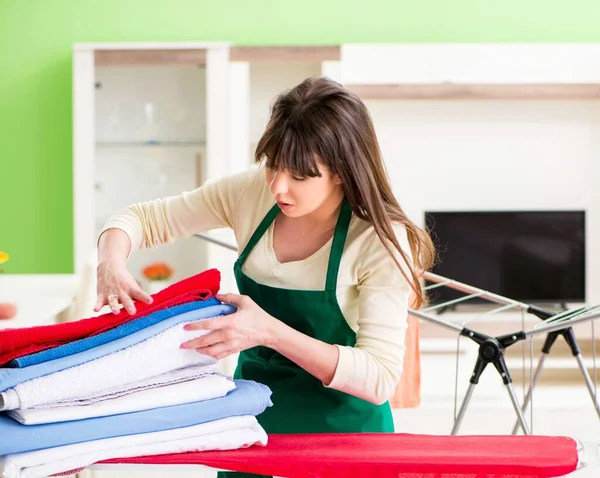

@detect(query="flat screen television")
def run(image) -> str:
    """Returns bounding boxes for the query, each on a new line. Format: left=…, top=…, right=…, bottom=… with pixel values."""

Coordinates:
left=424, top=211, right=586, bottom=306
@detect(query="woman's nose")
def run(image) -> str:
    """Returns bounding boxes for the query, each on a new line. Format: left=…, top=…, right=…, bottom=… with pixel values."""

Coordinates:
left=269, top=172, right=289, bottom=195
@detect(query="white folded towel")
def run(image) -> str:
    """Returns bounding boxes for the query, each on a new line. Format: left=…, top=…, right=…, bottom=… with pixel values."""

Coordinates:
left=0, top=321, right=214, bottom=411
left=7, top=373, right=235, bottom=425
left=0, top=415, right=267, bottom=478
left=31, top=363, right=224, bottom=409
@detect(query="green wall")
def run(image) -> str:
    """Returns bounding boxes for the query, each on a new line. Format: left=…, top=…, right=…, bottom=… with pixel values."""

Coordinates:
left=1, top=0, right=599, bottom=273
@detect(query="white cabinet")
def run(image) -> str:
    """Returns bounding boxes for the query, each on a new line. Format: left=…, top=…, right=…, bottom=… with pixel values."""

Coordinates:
left=72, top=43, right=235, bottom=291
left=93, top=65, right=206, bottom=286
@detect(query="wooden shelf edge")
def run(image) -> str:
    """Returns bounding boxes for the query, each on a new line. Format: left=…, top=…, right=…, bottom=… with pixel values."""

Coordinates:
left=95, top=49, right=207, bottom=66
left=95, top=46, right=340, bottom=66
left=346, top=83, right=600, bottom=99
left=230, top=46, right=340, bottom=62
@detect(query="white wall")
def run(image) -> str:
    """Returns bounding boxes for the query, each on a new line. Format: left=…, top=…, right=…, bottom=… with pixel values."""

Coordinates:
left=249, top=61, right=323, bottom=146
left=366, top=99, right=600, bottom=304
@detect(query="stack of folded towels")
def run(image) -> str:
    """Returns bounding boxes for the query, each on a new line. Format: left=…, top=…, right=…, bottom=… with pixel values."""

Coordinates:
left=0, top=269, right=273, bottom=478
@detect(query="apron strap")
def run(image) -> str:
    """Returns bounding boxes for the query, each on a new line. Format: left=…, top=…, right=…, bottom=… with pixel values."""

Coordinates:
left=238, top=203, right=280, bottom=265
left=325, top=199, right=352, bottom=292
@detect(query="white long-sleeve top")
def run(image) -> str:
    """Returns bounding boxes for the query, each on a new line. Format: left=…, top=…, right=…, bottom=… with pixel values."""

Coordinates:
left=100, top=164, right=412, bottom=405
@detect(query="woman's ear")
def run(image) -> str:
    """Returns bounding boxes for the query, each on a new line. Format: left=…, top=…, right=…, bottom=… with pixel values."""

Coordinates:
left=333, top=174, right=343, bottom=185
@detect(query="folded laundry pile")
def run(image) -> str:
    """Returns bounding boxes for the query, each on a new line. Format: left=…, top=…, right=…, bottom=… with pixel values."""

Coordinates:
left=0, top=269, right=272, bottom=478
left=0, top=268, right=222, bottom=367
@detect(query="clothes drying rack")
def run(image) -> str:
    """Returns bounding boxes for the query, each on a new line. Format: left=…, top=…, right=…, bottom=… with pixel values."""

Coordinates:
left=414, top=271, right=600, bottom=436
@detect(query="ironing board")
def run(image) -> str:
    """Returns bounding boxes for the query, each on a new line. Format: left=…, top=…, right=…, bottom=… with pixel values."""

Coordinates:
left=90, top=433, right=587, bottom=477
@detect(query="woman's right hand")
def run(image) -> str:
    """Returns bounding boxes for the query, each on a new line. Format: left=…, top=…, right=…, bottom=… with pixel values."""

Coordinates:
left=95, top=260, right=153, bottom=315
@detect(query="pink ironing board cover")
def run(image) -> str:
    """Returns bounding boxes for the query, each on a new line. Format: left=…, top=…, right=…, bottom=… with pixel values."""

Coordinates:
left=98, top=432, right=579, bottom=477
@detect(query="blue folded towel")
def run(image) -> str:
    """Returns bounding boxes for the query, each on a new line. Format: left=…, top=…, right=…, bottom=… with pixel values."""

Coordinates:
left=0, top=303, right=236, bottom=392
left=0, top=379, right=272, bottom=455
left=10, top=297, right=221, bottom=368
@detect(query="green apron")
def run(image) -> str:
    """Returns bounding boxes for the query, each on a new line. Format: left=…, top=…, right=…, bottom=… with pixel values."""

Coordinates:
left=218, top=200, right=394, bottom=478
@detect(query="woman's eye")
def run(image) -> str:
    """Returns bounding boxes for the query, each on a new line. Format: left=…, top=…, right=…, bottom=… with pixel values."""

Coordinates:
left=292, top=176, right=306, bottom=181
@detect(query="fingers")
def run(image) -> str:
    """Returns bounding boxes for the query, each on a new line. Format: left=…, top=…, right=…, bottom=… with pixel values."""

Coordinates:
left=183, top=316, right=230, bottom=331
left=180, top=329, right=225, bottom=350
left=120, top=294, right=137, bottom=315
left=119, top=285, right=154, bottom=315
left=130, top=288, right=154, bottom=305
left=181, top=330, right=234, bottom=360
left=196, top=342, right=233, bottom=360
left=215, top=293, right=248, bottom=307
left=107, top=293, right=121, bottom=315
left=94, top=293, right=106, bottom=313
left=96, top=262, right=153, bottom=316
left=95, top=285, right=153, bottom=316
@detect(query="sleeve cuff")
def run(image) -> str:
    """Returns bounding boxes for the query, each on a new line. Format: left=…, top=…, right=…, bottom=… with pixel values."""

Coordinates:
left=323, top=344, right=355, bottom=394
left=98, top=223, right=141, bottom=259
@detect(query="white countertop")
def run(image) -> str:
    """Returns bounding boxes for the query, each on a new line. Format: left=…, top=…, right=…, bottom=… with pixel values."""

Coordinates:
left=0, top=274, right=79, bottom=329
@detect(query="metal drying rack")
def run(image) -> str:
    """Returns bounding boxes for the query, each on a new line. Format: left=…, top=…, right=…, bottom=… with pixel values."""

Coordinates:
left=414, top=271, right=600, bottom=435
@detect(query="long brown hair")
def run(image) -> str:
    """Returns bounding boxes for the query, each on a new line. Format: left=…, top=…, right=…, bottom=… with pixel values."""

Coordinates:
left=254, top=76, right=435, bottom=309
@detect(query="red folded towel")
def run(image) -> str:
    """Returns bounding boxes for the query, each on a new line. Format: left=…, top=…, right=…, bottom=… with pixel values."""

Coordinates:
left=98, top=433, right=579, bottom=478
left=0, top=269, right=220, bottom=367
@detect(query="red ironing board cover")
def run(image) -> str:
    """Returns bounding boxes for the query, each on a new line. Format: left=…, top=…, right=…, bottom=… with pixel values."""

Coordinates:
left=0, top=269, right=220, bottom=366
left=99, top=432, right=579, bottom=477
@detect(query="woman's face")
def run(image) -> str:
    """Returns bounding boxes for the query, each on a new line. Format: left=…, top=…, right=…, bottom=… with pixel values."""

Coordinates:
left=265, top=161, right=343, bottom=218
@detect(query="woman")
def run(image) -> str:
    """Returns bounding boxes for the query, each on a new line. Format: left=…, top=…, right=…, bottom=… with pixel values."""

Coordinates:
left=96, top=76, right=435, bottom=477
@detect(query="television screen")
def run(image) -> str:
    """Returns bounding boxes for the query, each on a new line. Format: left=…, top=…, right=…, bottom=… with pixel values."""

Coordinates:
left=424, top=211, right=586, bottom=305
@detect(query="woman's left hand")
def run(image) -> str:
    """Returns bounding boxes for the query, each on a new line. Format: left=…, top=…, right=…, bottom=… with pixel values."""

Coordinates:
left=179, top=293, right=279, bottom=359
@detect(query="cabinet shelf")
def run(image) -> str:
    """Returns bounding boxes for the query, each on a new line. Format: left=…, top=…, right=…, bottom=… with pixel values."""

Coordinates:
left=96, top=140, right=206, bottom=148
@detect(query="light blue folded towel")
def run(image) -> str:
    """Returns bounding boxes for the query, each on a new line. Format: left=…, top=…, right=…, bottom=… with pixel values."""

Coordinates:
left=0, top=303, right=236, bottom=392
left=10, top=297, right=221, bottom=368
left=0, top=379, right=272, bottom=455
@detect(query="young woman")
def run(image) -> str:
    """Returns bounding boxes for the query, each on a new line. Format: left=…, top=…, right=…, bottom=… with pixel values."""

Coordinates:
left=96, top=76, right=435, bottom=477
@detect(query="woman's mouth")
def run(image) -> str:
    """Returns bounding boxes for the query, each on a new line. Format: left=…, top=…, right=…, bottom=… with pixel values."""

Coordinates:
left=277, top=201, right=294, bottom=211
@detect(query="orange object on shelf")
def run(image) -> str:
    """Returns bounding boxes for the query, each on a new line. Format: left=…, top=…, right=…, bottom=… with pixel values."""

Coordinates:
left=142, top=262, right=174, bottom=281
left=0, top=302, right=17, bottom=320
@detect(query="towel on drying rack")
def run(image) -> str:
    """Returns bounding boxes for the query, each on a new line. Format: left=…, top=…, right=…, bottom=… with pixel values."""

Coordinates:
left=7, top=368, right=235, bottom=425
left=0, top=309, right=236, bottom=410
left=0, top=269, right=221, bottom=367
left=0, top=303, right=235, bottom=393
left=0, top=379, right=272, bottom=456
left=9, top=297, right=221, bottom=368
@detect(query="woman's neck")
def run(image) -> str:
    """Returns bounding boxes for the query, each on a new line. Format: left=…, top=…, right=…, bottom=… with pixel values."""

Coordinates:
left=295, top=189, right=345, bottom=233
